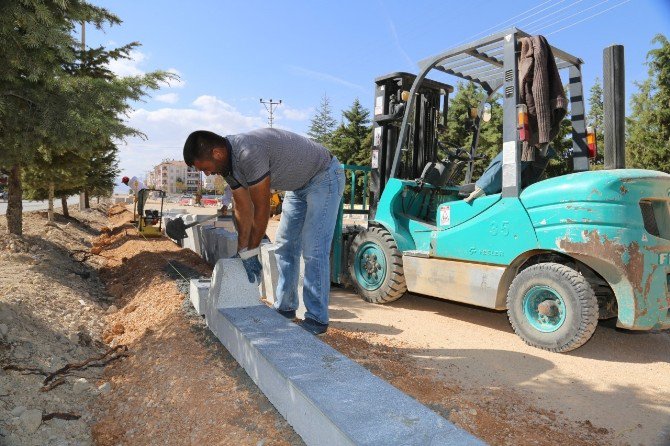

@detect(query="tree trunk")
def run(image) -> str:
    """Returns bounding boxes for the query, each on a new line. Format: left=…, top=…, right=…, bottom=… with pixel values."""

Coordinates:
left=47, top=182, right=54, bottom=222
left=61, top=196, right=70, bottom=218
left=6, top=164, right=23, bottom=235
left=84, top=188, right=90, bottom=209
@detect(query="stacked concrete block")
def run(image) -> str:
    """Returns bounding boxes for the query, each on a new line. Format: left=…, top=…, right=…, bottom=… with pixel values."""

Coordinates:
left=183, top=225, right=201, bottom=255
left=207, top=259, right=262, bottom=314
left=216, top=229, right=238, bottom=260
left=199, top=226, right=238, bottom=265
left=189, top=278, right=211, bottom=316
left=260, top=244, right=306, bottom=318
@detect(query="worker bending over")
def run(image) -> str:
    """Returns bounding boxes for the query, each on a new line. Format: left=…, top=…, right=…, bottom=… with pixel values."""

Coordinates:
left=183, top=128, right=344, bottom=336
left=121, top=175, right=149, bottom=224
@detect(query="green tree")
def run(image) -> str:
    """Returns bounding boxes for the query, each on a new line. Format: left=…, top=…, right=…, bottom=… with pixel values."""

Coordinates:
left=586, top=77, right=605, bottom=168
left=330, top=98, right=371, bottom=165
left=441, top=82, right=503, bottom=182
left=330, top=98, right=372, bottom=202
left=307, top=93, right=337, bottom=147
left=1, top=1, right=170, bottom=234
left=0, top=0, right=119, bottom=234
left=626, top=34, right=670, bottom=172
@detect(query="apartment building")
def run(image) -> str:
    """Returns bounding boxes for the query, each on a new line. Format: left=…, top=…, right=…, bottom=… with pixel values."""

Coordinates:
left=203, top=174, right=218, bottom=191
left=146, top=159, right=201, bottom=194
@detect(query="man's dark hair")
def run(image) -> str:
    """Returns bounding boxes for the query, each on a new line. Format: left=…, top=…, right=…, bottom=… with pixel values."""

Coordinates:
left=183, top=130, right=228, bottom=166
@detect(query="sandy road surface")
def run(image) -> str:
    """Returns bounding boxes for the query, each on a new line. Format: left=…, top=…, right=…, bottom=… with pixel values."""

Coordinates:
left=327, top=288, right=670, bottom=445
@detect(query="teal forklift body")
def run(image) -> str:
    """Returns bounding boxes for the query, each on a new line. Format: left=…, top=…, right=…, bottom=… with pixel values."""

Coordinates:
left=521, top=169, right=670, bottom=330
left=371, top=170, right=670, bottom=330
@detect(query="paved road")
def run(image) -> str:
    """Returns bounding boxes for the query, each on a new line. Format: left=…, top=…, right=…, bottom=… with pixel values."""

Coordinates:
left=0, top=196, right=80, bottom=215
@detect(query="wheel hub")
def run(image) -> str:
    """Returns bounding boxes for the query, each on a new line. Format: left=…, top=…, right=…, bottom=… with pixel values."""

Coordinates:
left=354, top=242, right=387, bottom=291
left=522, top=286, right=566, bottom=333
left=537, top=300, right=559, bottom=317
left=363, top=254, right=382, bottom=277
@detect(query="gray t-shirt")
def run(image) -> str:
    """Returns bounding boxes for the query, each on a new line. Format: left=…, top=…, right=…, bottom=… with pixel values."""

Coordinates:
left=225, top=128, right=332, bottom=191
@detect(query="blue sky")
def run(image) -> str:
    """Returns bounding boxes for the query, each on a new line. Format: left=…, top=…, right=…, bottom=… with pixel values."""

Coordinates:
left=85, top=0, right=670, bottom=185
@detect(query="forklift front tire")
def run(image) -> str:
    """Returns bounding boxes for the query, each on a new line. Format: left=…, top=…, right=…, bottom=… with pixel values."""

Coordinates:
left=349, top=226, right=406, bottom=304
left=506, top=262, right=599, bottom=353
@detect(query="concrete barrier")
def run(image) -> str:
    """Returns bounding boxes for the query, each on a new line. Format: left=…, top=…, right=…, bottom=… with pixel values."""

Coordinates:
left=190, top=259, right=484, bottom=446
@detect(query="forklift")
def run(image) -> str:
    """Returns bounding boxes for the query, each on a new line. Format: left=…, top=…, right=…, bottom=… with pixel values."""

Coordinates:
left=333, top=28, right=670, bottom=352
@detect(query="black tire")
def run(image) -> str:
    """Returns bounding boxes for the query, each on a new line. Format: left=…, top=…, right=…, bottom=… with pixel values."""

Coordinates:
left=507, top=262, right=599, bottom=353
left=337, top=226, right=365, bottom=290
left=348, top=226, right=406, bottom=304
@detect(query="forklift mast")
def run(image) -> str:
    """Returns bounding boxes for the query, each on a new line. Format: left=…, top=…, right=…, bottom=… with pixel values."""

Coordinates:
left=369, top=72, right=453, bottom=218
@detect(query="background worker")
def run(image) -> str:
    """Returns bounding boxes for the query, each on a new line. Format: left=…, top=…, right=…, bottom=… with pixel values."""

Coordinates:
left=183, top=128, right=345, bottom=336
left=121, top=175, right=149, bottom=223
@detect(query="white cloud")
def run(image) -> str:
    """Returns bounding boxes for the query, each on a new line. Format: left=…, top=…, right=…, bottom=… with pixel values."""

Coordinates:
left=154, top=93, right=180, bottom=104
left=106, top=50, right=146, bottom=77
left=105, top=52, right=187, bottom=90
left=116, top=95, right=266, bottom=181
left=279, top=105, right=312, bottom=121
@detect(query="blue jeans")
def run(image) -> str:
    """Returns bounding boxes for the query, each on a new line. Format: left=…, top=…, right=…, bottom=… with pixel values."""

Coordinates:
left=273, top=158, right=345, bottom=325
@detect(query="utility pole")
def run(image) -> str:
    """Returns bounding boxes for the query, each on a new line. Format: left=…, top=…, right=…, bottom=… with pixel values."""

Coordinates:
left=260, top=98, right=282, bottom=128
left=79, top=21, right=87, bottom=210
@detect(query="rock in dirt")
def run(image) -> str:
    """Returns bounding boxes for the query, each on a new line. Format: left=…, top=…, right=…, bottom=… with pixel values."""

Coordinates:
left=106, top=305, right=118, bottom=314
left=0, top=323, right=8, bottom=336
left=98, top=382, right=111, bottom=394
left=11, top=405, right=27, bottom=417
left=20, top=408, right=43, bottom=434
left=73, top=378, right=91, bottom=394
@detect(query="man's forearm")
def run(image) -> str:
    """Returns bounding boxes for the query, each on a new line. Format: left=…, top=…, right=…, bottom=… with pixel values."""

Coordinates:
left=234, top=203, right=253, bottom=251
left=247, top=207, right=270, bottom=249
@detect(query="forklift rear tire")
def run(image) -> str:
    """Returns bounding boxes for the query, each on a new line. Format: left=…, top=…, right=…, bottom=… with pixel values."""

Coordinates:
left=349, top=226, right=406, bottom=304
left=506, top=262, right=598, bottom=353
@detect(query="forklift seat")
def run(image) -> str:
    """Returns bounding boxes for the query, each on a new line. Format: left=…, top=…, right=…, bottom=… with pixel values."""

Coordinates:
left=420, top=161, right=450, bottom=188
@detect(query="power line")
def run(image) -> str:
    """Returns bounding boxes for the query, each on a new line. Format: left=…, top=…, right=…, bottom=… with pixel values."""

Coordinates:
left=453, top=0, right=564, bottom=46
left=545, top=0, right=631, bottom=36
left=528, top=0, right=611, bottom=34
left=520, top=0, right=587, bottom=30
left=260, top=98, right=282, bottom=128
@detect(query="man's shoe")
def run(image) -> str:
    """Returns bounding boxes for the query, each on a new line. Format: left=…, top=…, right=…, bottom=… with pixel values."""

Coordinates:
left=277, top=309, right=296, bottom=320
left=299, top=318, right=328, bottom=336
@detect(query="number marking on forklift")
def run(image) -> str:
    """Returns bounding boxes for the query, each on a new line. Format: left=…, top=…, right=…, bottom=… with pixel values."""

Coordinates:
left=660, top=253, right=670, bottom=265
left=440, top=206, right=451, bottom=226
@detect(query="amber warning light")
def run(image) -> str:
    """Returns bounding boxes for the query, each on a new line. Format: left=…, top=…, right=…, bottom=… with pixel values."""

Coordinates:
left=517, top=104, right=529, bottom=142
left=586, top=126, right=597, bottom=158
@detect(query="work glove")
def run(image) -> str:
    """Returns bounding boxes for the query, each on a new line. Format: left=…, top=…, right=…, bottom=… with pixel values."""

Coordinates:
left=238, top=247, right=262, bottom=284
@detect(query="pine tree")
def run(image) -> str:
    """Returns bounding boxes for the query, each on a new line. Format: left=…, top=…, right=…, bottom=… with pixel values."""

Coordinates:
left=0, top=0, right=119, bottom=234
left=626, top=34, right=670, bottom=172
left=307, top=93, right=337, bottom=147
left=330, top=98, right=372, bottom=165
left=329, top=99, right=372, bottom=202
left=441, top=82, right=503, bottom=181
left=0, top=1, right=170, bottom=234
left=587, top=78, right=605, bottom=168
